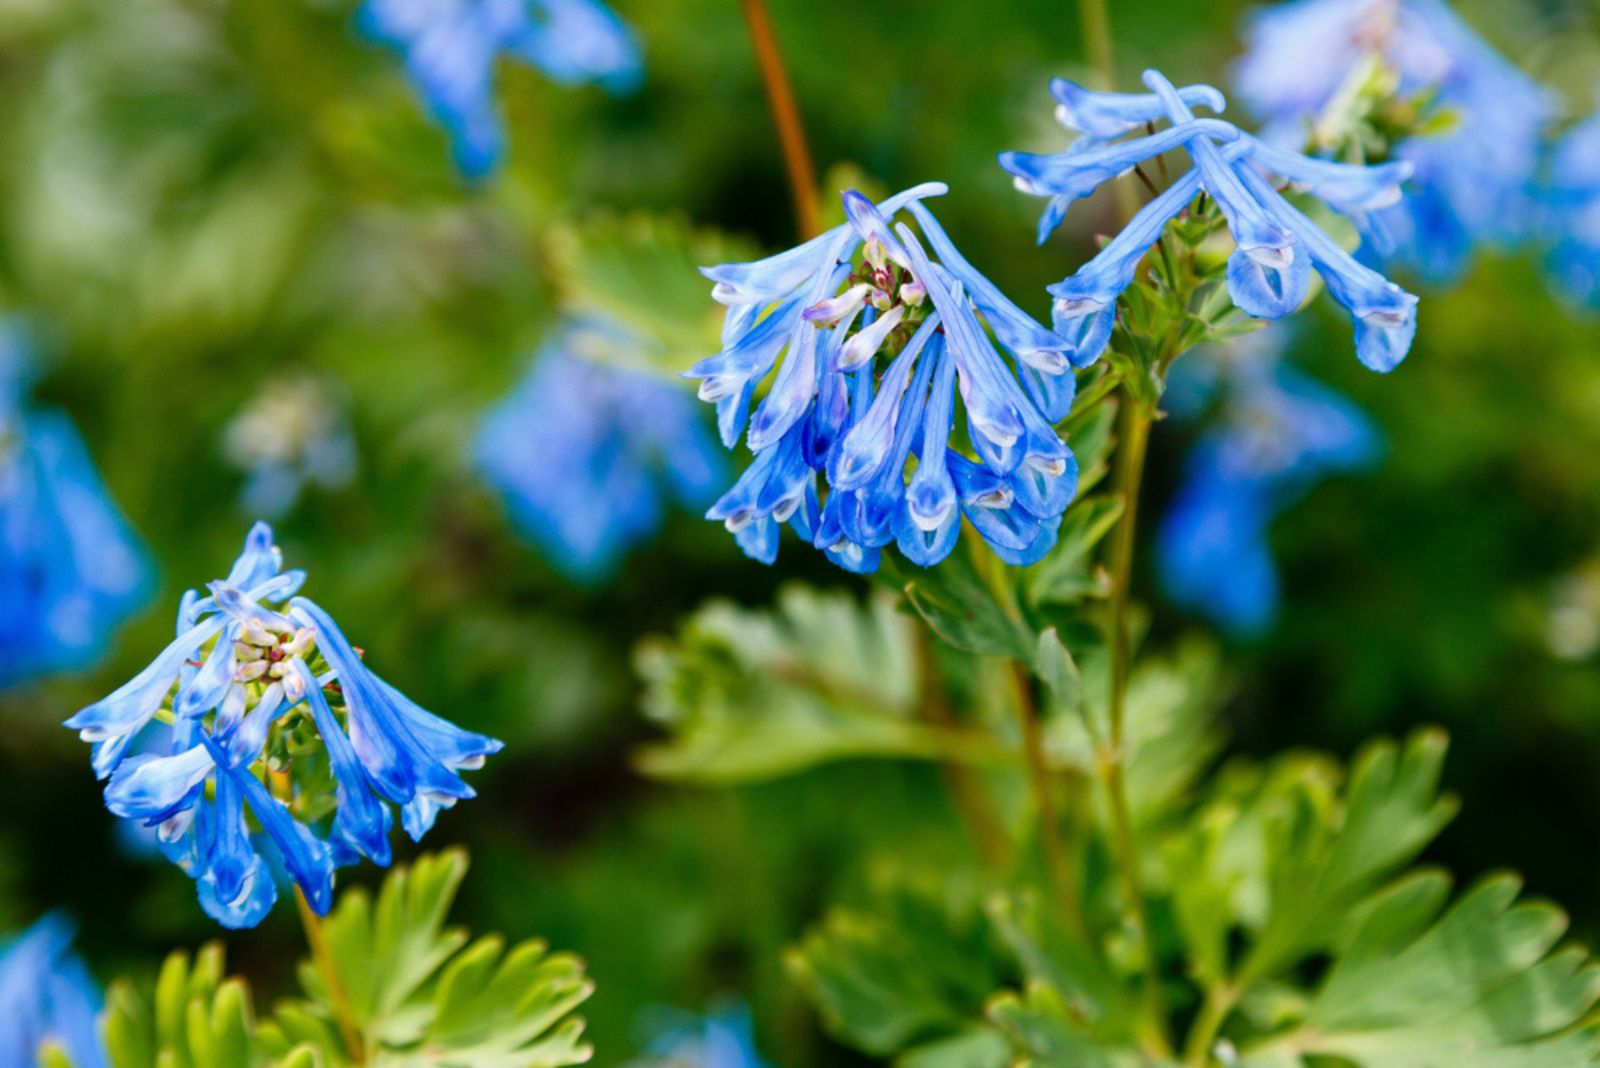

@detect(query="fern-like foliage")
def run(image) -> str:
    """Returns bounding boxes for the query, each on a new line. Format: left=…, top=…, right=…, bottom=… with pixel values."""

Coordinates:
left=787, top=729, right=1600, bottom=1067
left=56, top=853, right=593, bottom=1068
left=260, top=850, right=594, bottom=1067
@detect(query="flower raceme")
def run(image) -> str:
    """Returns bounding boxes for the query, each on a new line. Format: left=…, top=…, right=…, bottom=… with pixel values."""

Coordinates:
left=1000, top=70, right=1420, bottom=374
left=691, top=184, right=1079, bottom=573
left=63, top=522, right=502, bottom=929
left=359, top=0, right=642, bottom=178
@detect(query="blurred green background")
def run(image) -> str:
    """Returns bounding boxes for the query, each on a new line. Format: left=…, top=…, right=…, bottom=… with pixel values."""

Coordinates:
left=2, top=0, right=1600, bottom=1062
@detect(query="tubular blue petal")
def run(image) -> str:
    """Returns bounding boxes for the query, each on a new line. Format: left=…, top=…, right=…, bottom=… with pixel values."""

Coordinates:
left=906, top=202, right=1073, bottom=374
left=293, top=661, right=393, bottom=866
left=998, top=118, right=1238, bottom=205
left=1049, top=77, right=1227, bottom=137
left=105, top=746, right=214, bottom=822
left=289, top=598, right=479, bottom=807
left=1233, top=163, right=1418, bottom=371
left=1142, top=70, right=1301, bottom=293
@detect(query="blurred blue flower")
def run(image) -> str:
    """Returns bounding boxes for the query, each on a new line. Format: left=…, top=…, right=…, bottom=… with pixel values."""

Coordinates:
left=64, top=522, right=501, bottom=928
left=693, top=184, right=1078, bottom=573
left=477, top=325, right=727, bottom=582
left=222, top=373, right=356, bottom=519
left=1001, top=70, right=1419, bottom=374
left=359, top=0, right=642, bottom=178
left=635, top=1002, right=770, bottom=1068
left=1542, top=107, right=1600, bottom=308
left=1234, top=0, right=1557, bottom=282
left=0, top=914, right=106, bottom=1068
left=1158, top=331, right=1380, bottom=634
left=0, top=323, right=151, bottom=688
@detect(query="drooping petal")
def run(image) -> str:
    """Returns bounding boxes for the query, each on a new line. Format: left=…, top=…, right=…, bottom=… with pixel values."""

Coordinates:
left=1049, top=77, right=1227, bottom=137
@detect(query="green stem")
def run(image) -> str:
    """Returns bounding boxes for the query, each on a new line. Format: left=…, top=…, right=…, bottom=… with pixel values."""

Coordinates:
left=272, top=771, right=365, bottom=1063
left=1101, top=399, right=1170, bottom=1056
left=973, top=539, right=1091, bottom=945
left=738, top=0, right=819, bottom=239
left=1182, top=983, right=1240, bottom=1067
left=1077, top=0, right=1116, bottom=89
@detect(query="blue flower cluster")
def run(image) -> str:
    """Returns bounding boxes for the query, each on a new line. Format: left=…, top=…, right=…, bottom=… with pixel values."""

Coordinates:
left=0, top=915, right=105, bottom=1068
left=693, top=184, right=1079, bottom=572
left=1158, top=329, right=1379, bottom=634
left=64, top=522, right=501, bottom=928
left=477, top=325, right=726, bottom=581
left=1001, top=70, right=1420, bottom=373
left=359, top=0, right=642, bottom=178
left=1543, top=110, right=1600, bottom=308
left=1, top=323, right=151, bottom=688
left=1234, top=0, right=1556, bottom=282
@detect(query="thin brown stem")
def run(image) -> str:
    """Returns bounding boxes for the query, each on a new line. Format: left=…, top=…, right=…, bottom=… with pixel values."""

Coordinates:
left=738, top=0, right=819, bottom=238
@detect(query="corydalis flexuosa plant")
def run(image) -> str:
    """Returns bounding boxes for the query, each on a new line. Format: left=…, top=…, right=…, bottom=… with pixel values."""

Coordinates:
left=691, top=184, right=1079, bottom=573
left=64, top=522, right=501, bottom=928
left=1001, top=70, right=1420, bottom=373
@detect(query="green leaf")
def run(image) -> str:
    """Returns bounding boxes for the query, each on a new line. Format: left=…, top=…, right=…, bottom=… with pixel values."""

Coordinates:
left=1044, top=637, right=1225, bottom=826
left=1240, top=729, right=1459, bottom=982
left=544, top=212, right=755, bottom=378
left=785, top=869, right=1013, bottom=1061
left=1239, top=873, right=1600, bottom=1067
left=93, top=943, right=260, bottom=1068
left=986, top=982, right=1152, bottom=1068
left=899, top=549, right=1036, bottom=660
left=634, top=585, right=982, bottom=782
left=260, top=851, right=595, bottom=1068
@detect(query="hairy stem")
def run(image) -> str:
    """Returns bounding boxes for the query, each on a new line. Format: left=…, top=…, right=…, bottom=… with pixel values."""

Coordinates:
left=271, top=771, right=365, bottom=1063
left=738, top=0, right=819, bottom=239
left=1102, top=401, right=1169, bottom=1054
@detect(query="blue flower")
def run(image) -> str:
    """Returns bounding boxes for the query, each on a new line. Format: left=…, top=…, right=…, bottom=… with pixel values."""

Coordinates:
left=64, top=522, right=501, bottom=928
left=0, top=323, right=151, bottom=688
left=1234, top=0, right=1557, bottom=282
left=1158, top=330, right=1380, bottom=634
left=0, top=915, right=106, bottom=1068
left=1001, top=70, right=1419, bottom=373
left=222, top=374, right=356, bottom=519
left=1541, top=107, right=1600, bottom=308
left=477, top=324, right=727, bottom=582
left=692, top=185, right=1079, bottom=572
left=358, top=0, right=642, bottom=178
left=638, top=1002, right=770, bottom=1068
